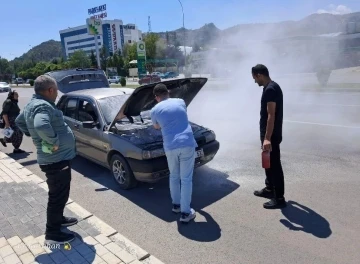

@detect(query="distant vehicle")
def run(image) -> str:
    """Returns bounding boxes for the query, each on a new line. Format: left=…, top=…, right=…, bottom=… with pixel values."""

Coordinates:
left=108, top=76, right=121, bottom=84
left=162, top=71, right=179, bottom=79
left=0, top=82, right=11, bottom=93
left=15, top=78, right=24, bottom=84
left=46, top=68, right=220, bottom=190
left=151, top=72, right=162, bottom=77
left=138, top=74, right=161, bottom=85
left=44, top=68, right=110, bottom=93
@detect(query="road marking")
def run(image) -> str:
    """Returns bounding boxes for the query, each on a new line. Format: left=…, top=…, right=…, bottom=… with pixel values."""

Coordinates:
left=284, top=120, right=360, bottom=129
left=287, top=103, right=360, bottom=107
left=286, top=91, right=360, bottom=95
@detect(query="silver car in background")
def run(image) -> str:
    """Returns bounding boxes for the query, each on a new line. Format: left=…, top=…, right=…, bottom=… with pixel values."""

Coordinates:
left=0, top=82, right=11, bottom=93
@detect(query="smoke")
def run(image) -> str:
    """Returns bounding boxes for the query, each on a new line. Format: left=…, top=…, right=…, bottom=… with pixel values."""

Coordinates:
left=187, top=8, right=357, bottom=154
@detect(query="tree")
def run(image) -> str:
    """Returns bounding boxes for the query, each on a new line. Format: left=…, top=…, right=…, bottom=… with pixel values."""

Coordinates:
left=144, top=33, right=160, bottom=60
left=123, top=43, right=137, bottom=62
left=90, top=50, right=97, bottom=68
left=192, top=42, right=201, bottom=52
left=100, top=46, right=108, bottom=71
left=112, top=50, right=125, bottom=75
left=68, top=50, right=90, bottom=68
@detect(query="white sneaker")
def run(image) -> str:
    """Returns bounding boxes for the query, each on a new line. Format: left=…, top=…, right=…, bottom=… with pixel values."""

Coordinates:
left=180, top=208, right=196, bottom=223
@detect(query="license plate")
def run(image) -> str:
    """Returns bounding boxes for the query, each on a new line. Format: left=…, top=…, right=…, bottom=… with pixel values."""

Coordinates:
left=196, top=149, right=204, bottom=158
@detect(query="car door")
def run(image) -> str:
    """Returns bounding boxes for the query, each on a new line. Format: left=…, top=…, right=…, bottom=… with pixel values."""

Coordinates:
left=75, top=98, right=108, bottom=165
left=60, top=97, right=83, bottom=152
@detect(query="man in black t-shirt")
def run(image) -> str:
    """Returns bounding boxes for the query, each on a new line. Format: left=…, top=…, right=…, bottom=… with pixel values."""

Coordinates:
left=251, top=64, right=286, bottom=209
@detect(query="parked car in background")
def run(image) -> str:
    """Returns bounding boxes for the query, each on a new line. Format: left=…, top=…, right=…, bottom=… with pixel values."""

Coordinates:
left=0, top=82, right=11, bottom=93
left=138, top=74, right=161, bottom=85
left=151, top=72, right=162, bottom=77
left=162, top=71, right=179, bottom=79
left=47, top=68, right=220, bottom=190
left=15, top=78, right=24, bottom=84
left=108, top=76, right=121, bottom=84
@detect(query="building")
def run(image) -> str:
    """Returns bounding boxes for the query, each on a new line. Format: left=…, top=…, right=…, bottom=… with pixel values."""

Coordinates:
left=59, top=19, right=143, bottom=59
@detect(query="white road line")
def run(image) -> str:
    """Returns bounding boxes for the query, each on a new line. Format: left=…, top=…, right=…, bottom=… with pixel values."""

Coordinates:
left=286, top=92, right=360, bottom=95
left=287, top=103, right=360, bottom=107
left=284, top=120, right=360, bottom=129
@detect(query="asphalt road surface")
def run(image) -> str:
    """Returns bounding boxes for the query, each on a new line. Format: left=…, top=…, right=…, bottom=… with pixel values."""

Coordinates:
left=1, top=77, right=360, bottom=264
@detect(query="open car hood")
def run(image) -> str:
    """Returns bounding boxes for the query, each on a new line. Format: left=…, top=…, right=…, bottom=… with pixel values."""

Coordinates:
left=109, top=77, right=208, bottom=129
left=45, top=68, right=110, bottom=93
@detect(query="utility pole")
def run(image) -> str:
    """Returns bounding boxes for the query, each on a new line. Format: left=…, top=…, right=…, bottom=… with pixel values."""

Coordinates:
left=177, top=0, right=186, bottom=71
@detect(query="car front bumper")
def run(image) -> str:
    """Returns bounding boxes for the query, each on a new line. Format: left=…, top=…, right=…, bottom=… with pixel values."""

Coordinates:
left=127, top=140, right=220, bottom=183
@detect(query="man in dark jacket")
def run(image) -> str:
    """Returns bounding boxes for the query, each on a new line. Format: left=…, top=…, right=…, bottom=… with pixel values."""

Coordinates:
left=16, top=75, right=77, bottom=244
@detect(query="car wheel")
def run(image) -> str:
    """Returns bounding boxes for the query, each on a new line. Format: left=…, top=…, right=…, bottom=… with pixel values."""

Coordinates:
left=110, top=154, right=137, bottom=189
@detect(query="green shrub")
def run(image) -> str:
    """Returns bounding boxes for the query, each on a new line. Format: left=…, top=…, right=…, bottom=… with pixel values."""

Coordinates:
left=120, top=77, right=126, bottom=87
left=29, top=79, right=34, bottom=86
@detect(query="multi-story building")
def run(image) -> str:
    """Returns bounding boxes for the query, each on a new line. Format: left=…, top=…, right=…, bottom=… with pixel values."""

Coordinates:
left=59, top=19, right=143, bottom=59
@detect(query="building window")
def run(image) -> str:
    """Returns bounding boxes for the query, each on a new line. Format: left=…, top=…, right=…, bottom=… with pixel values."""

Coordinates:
left=139, top=38, right=142, bottom=40
left=128, top=40, right=132, bottom=43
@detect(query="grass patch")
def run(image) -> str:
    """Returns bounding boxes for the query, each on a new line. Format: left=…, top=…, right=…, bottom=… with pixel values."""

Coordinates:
left=112, top=84, right=139, bottom=89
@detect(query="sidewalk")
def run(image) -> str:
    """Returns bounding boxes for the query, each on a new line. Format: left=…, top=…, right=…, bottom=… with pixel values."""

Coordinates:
left=0, top=151, right=164, bottom=264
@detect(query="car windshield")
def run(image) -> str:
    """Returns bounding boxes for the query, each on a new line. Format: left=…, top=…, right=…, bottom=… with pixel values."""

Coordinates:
left=97, top=94, right=153, bottom=124
left=97, top=95, right=131, bottom=124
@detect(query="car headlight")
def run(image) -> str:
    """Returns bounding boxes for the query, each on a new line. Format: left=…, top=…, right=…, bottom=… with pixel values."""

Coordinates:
left=204, top=131, right=216, bottom=143
left=142, top=148, right=165, bottom=159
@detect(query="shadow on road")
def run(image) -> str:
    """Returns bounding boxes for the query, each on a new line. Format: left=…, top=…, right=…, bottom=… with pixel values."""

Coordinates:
left=70, top=155, right=239, bottom=241
left=4, top=150, right=32, bottom=160
left=279, top=200, right=332, bottom=239
left=177, top=209, right=221, bottom=242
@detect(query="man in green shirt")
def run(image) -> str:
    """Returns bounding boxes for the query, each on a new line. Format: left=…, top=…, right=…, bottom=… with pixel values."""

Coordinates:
left=16, top=75, right=77, bottom=244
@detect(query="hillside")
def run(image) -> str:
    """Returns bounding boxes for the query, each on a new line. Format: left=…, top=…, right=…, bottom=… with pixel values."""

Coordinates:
left=11, top=11, right=360, bottom=63
left=222, top=11, right=360, bottom=40
left=155, top=11, right=360, bottom=46
left=11, top=40, right=62, bottom=64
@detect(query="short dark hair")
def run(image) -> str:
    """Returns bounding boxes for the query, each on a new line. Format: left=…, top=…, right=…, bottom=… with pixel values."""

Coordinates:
left=153, top=83, right=169, bottom=96
left=252, top=64, right=269, bottom=77
left=7, top=90, right=17, bottom=99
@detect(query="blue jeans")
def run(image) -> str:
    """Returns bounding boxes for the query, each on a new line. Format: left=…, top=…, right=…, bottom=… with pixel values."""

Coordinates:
left=165, top=146, right=196, bottom=214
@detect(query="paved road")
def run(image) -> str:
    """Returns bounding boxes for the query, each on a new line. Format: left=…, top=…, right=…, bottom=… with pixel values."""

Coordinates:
left=1, top=79, right=360, bottom=264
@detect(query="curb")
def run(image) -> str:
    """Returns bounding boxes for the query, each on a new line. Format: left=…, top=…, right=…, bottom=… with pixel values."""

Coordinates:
left=0, top=151, right=165, bottom=264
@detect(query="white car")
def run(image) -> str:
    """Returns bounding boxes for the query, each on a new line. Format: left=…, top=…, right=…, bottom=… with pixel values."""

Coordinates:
left=0, top=82, right=11, bottom=93
left=108, top=76, right=121, bottom=84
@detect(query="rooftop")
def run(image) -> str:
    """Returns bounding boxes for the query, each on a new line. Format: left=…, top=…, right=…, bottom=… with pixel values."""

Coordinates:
left=66, top=87, right=134, bottom=100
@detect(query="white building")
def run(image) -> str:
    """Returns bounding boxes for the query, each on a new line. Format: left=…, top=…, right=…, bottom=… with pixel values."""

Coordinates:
left=59, top=19, right=143, bottom=59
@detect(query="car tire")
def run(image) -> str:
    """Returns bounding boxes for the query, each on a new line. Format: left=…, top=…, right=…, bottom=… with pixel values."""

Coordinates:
left=110, top=154, right=138, bottom=190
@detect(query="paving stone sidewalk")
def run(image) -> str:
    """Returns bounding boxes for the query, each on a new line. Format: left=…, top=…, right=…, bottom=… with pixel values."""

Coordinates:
left=0, top=151, right=164, bottom=264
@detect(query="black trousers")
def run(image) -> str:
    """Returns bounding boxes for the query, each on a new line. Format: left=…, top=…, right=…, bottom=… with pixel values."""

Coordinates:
left=261, top=141, right=285, bottom=199
left=39, top=160, right=72, bottom=234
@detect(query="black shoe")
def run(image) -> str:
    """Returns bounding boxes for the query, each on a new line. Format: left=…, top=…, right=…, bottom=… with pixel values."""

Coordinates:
left=13, top=148, right=25, bottom=153
left=254, top=188, right=274, bottom=199
left=61, top=216, right=78, bottom=227
left=0, top=139, right=6, bottom=147
left=172, top=204, right=181, bottom=214
left=45, top=231, right=75, bottom=244
left=263, top=198, right=287, bottom=209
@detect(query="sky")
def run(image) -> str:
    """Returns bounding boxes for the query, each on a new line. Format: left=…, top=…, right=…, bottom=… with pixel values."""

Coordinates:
left=1, top=0, right=359, bottom=60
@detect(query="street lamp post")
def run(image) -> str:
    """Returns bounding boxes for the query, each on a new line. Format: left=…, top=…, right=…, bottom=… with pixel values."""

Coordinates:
left=177, top=0, right=186, bottom=71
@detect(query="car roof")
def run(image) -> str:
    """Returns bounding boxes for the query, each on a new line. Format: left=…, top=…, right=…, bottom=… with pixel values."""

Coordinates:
left=65, top=88, right=134, bottom=100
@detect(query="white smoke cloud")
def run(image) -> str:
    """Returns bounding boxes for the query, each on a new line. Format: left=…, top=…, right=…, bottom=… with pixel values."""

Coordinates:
left=317, top=4, right=352, bottom=15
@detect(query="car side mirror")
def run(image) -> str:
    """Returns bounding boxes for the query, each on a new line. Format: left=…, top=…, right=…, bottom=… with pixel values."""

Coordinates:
left=82, top=121, right=98, bottom=129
